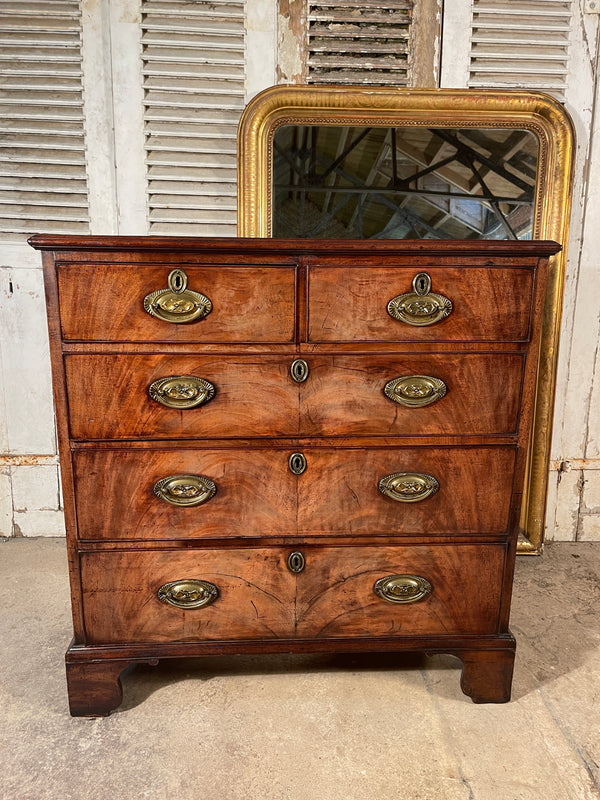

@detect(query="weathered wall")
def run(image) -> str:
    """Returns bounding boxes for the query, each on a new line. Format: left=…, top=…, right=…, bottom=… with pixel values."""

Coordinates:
left=1, top=0, right=599, bottom=543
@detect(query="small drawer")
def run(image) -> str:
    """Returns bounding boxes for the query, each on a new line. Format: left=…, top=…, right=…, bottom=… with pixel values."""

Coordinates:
left=81, top=548, right=296, bottom=644
left=295, top=543, right=506, bottom=638
left=299, top=352, right=524, bottom=437
left=73, top=448, right=298, bottom=540
left=298, top=446, right=516, bottom=536
left=57, top=263, right=296, bottom=342
left=65, top=354, right=299, bottom=440
left=308, top=266, right=534, bottom=342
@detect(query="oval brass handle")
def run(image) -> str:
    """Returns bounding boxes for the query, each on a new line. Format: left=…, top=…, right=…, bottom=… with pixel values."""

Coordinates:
left=157, top=579, right=219, bottom=609
left=387, top=272, right=452, bottom=327
left=290, top=358, right=309, bottom=383
left=143, top=268, right=212, bottom=324
left=374, top=574, right=433, bottom=604
left=287, top=551, right=305, bottom=573
left=384, top=375, right=447, bottom=408
left=289, top=452, right=307, bottom=475
left=378, top=472, right=439, bottom=503
left=149, top=375, right=215, bottom=409
left=153, top=474, right=216, bottom=507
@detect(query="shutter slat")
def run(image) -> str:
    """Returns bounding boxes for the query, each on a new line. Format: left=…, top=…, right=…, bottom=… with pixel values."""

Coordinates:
left=0, top=0, right=88, bottom=239
left=142, top=0, right=244, bottom=235
left=307, top=1, right=413, bottom=86
left=468, top=0, right=571, bottom=102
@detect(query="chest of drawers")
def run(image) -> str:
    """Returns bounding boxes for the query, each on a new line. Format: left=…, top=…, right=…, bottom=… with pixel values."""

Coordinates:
left=29, top=235, right=559, bottom=716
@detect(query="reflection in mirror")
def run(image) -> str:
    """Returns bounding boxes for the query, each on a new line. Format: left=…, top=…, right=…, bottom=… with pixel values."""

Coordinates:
left=273, top=126, right=539, bottom=240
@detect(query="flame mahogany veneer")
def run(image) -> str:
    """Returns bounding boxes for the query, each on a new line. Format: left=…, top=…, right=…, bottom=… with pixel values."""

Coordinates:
left=29, top=235, right=560, bottom=716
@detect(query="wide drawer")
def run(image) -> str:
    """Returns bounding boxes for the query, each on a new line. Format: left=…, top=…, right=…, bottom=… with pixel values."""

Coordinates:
left=308, top=266, right=534, bottom=342
left=56, top=263, right=296, bottom=342
left=65, top=352, right=524, bottom=440
left=80, top=543, right=506, bottom=644
left=73, top=446, right=515, bottom=540
left=65, top=354, right=299, bottom=440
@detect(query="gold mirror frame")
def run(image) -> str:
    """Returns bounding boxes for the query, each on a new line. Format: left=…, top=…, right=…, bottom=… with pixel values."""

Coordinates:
left=238, top=85, right=575, bottom=553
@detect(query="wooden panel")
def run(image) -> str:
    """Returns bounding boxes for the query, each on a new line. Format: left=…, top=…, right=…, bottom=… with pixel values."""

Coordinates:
left=73, top=449, right=297, bottom=540
left=308, top=266, right=534, bottom=342
left=300, top=352, right=523, bottom=436
left=81, top=548, right=296, bottom=643
left=65, top=354, right=299, bottom=440
left=298, top=447, right=516, bottom=535
left=295, top=544, right=506, bottom=637
left=57, top=264, right=296, bottom=342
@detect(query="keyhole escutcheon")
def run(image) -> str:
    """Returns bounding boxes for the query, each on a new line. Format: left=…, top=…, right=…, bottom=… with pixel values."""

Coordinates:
left=287, top=551, right=305, bottom=573
left=413, top=272, right=432, bottom=296
left=289, top=452, right=307, bottom=475
left=290, top=358, right=309, bottom=383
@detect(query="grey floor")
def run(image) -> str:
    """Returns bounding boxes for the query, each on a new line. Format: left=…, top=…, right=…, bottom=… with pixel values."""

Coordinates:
left=1, top=538, right=599, bottom=800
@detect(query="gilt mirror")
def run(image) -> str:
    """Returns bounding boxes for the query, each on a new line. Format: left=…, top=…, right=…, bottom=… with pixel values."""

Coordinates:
left=238, top=86, right=574, bottom=552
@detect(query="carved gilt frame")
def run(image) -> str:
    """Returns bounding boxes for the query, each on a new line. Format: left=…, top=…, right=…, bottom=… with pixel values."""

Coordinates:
left=237, top=85, right=575, bottom=553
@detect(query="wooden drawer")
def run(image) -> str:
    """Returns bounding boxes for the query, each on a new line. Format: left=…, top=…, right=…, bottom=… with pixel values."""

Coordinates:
left=65, top=352, right=523, bottom=440
left=300, top=352, right=523, bottom=437
left=81, top=548, right=296, bottom=643
left=73, top=448, right=297, bottom=540
left=73, top=445, right=515, bottom=540
left=294, top=544, right=506, bottom=638
left=298, top=446, right=516, bottom=536
left=56, top=263, right=296, bottom=342
left=308, top=266, right=534, bottom=342
left=65, top=354, right=299, bottom=440
left=80, top=543, right=506, bottom=644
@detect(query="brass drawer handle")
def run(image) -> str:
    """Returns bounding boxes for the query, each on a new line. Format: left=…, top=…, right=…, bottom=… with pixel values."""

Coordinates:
left=153, top=474, right=217, bottom=507
left=374, top=574, right=432, bottom=604
left=143, top=268, right=212, bottom=324
left=290, top=358, right=309, bottom=383
left=384, top=375, right=447, bottom=408
left=378, top=472, right=439, bottom=503
left=149, top=375, right=215, bottom=409
left=289, top=452, right=307, bottom=475
left=157, top=579, right=219, bottom=609
left=387, top=272, right=452, bottom=327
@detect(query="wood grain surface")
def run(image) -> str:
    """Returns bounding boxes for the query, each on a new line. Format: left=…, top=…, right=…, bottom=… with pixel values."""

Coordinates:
left=294, top=544, right=506, bottom=637
left=299, top=352, right=524, bottom=436
left=81, top=548, right=296, bottom=643
left=65, top=354, right=299, bottom=439
left=308, top=267, right=534, bottom=342
left=57, top=264, right=296, bottom=342
left=80, top=543, right=505, bottom=643
left=73, top=448, right=298, bottom=540
left=65, top=351, right=523, bottom=440
left=297, top=446, right=516, bottom=535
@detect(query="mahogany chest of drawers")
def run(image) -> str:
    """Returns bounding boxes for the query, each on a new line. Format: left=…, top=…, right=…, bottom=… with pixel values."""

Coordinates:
left=29, top=235, right=559, bottom=716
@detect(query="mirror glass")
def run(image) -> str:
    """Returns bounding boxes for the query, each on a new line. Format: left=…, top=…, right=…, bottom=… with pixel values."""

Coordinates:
left=273, top=125, right=539, bottom=240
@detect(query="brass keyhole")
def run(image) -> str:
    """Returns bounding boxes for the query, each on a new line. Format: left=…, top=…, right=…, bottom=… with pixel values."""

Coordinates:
left=290, top=358, right=309, bottom=383
left=413, top=272, right=431, bottom=296
left=287, top=551, right=305, bottom=573
left=289, top=452, right=307, bottom=475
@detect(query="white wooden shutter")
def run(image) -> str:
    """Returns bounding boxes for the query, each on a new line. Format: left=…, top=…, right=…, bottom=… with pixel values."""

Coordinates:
left=468, top=0, right=572, bottom=101
left=0, top=0, right=89, bottom=240
left=307, top=1, right=413, bottom=85
left=141, top=0, right=245, bottom=235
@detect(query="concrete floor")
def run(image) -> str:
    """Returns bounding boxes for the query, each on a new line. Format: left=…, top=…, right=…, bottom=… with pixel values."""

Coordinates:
left=1, top=539, right=599, bottom=800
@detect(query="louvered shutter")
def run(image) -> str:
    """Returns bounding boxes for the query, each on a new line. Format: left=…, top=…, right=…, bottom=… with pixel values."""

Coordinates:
left=307, top=1, right=413, bottom=86
left=0, top=0, right=89, bottom=241
left=141, top=0, right=245, bottom=235
left=468, top=0, right=571, bottom=101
